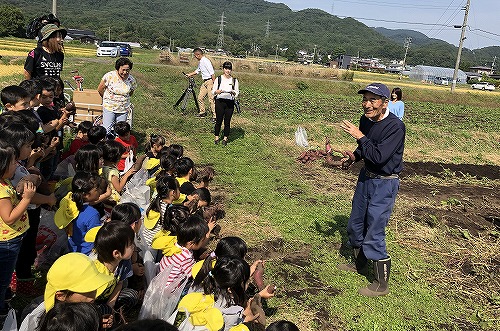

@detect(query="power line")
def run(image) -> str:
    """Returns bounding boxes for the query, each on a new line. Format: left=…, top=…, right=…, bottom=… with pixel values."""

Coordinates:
left=330, top=0, right=462, bottom=10
left=427, top=0, right=460, bottom=37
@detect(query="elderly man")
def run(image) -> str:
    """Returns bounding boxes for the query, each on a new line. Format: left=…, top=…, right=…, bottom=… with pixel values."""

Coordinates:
left=186, top=48, right=216, bottom=122
left=338, top=82, right=405, bottom=297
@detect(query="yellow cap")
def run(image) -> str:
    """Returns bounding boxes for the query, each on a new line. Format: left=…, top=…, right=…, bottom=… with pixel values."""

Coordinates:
left=54, top=192, right=79, bottom=229
left=191, top=258, right=216, bottom=279
left=44, top=253, right=114, bottom=311
left=151, top=230, right=181, bottom=256
left=178, top=293, right=224, bottom=331
left=144, top=209, right=161, bottom=230
left=229, top=325, right=250, bottom=331
left=145, top=158, right=160, bottom=170
left=84, top=226, right=102, bottom=242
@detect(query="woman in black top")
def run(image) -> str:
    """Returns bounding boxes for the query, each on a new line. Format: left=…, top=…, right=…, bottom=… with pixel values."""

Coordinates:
left=24, top=24, right=66, bottom=79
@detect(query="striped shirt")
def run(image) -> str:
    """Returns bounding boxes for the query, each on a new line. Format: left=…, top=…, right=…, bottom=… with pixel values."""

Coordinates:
left=159, top=244, right=194, bottom=285
left=142, top=201, right=168, bottom=247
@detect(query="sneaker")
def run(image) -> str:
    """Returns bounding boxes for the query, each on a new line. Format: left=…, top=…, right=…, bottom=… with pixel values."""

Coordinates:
left=222, top=140, right=227, bottom=146
left=211, top=117, right=216, bottom=123
left=195, top=113, right=207, bottom=118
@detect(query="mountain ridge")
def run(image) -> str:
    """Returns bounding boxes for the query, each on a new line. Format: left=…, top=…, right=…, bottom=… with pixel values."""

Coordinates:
left=4, top=0, right=499, bottom=68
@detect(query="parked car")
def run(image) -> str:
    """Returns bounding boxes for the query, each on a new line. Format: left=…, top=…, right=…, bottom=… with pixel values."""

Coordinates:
left=471, top=82, right=495, bottom=91
left=118, top=43, right=132, bottom=57
left=433, top=77, right=449, bottom=86
left=96, top=42, right=120, bottom=57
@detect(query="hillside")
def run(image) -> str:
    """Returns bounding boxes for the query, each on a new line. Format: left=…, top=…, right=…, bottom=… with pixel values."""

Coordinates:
left=3, top=0, right=500, bottom=68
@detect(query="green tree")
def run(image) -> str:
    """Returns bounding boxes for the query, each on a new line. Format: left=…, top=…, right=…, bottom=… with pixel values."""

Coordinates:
left=0, top=5, right=24, bottom=37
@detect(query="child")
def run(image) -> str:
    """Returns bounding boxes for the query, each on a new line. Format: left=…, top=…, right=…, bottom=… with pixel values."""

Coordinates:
left=110, top=203, right=145, bottom=298
left=181, top=256, right=252, bottom=330
left=164, top=144, right=183, bottom=159
left=266, top=321, right=299, bottom=331
left=36, top=78, right=70, bottom=179
left=19, top=79, right=42, bottom=108
left=55, top=172, right=103, bottom=255
left=142, top=176, right=181, bottom=246
left=175, top=157, right=196, bottom=195
left=0, top=141, right=36, bottom=316
left=196, top=166, right=215, bottom=189
left=145, top=134, right=166, bottom=159
left=61, top=121, right=93, bottom=160
left=0, top=123, right=56, bottom=293
left=152, top=214, right=212, bottom=286
left=145, top=134, right=166, bottom=178
left=38, top=302, right=101, bottom=331
left=93, top=221, right=138, bottom=318
left=88, top=125, right=107, bottom=145
left=192, top=237, right=274, bottom=300
left=1, top=85, right=31, bottom=112
left=114, top=121, right=138, bottom=172
left=100, top=140, right=138, bottom=210
left=158, top=154, right=177, bottom=178
left=19, top=253, right=114, bottom=331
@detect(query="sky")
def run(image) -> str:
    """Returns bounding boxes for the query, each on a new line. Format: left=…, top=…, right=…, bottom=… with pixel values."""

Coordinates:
left=267, top=0, right=499, bottom=49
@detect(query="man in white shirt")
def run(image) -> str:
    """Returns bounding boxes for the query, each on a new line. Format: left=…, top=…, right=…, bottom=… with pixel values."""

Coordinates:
left=186, top=48, right=216, bottom=121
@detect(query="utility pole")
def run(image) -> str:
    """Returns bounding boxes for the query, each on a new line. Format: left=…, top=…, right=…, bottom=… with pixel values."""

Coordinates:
left=492, top=56, right=497, bottom=72
left=265, top=20, right=270, bottom=38
left=275, top=44, right=278, bottom=62
left=451, top=0, right=470, bottom=92
left=400, top=37, right=411, bottom=79
left=52, top=0, right=57, bottom=16
left=108, top=27, right=111, bottom=41
left=216, top=12, right=226, bottom=50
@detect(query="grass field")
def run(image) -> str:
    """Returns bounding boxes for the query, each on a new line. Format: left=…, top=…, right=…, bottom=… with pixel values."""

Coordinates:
left=1, top=38, right=499, bottom=331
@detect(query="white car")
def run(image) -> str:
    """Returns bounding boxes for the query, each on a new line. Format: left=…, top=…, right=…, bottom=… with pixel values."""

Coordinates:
left=96, top=42, right=120, bottom=57
left=471, top=82, right=495, bottom=91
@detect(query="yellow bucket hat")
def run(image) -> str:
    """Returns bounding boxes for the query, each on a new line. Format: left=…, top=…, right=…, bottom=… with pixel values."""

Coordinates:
left=178, top=293, right=224, bottom=331
left=84, top=225, right=102, bottom=243
left=151, top=230, right=181, bottom=256
left=54, top=192, right=79, bottom=229
left=145, top=158, right=160, bottom=170
left=44, top=253, right=114, bottom=311
left=191, top=258, right=216, bottom=279
left=144, top=209, right=161, bottom=230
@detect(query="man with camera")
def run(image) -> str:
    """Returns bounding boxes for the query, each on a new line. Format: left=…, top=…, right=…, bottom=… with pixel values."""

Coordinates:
left=185, top=48, right=216, bottom=122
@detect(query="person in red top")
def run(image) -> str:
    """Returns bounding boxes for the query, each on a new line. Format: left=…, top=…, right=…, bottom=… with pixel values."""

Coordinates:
left=114, top=121, right=138, bottom=172
left=61, top=121, right=92, bottom=160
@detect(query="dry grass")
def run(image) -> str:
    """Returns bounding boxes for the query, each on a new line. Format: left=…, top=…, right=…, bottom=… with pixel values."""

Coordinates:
left=0, top=64, right=24, bottom=77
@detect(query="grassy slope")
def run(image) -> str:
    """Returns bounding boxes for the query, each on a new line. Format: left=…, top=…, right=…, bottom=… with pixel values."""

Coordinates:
left=1, top=39, right=499, bottom=330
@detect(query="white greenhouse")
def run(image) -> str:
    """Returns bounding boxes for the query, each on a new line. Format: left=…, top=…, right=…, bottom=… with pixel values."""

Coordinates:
left=409, top=65, right=467, bottom=85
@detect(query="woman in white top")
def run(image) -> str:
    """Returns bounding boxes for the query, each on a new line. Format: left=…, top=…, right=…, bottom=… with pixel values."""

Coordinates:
left=212, top=61, right=239, bottom=146
left=97, top=57, right=137, bottom=136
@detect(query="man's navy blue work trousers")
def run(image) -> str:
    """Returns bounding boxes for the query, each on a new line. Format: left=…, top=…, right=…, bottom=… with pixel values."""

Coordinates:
left=347, top=169, right=399, bottom=261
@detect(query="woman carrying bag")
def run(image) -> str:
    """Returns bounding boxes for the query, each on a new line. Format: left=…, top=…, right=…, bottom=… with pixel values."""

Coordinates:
left=212, top=61, right=239, bottom=147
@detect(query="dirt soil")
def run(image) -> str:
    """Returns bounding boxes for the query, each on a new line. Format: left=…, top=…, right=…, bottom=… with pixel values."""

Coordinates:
left=247, top=160, right=500, bottom=330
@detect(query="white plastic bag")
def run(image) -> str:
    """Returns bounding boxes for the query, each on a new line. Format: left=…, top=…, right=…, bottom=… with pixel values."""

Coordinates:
left=1, top=309, right=17, bottom=331
left=123, top=149, right=134, bottom=173
left=121, top=168, right=150, bottom=211
left=138, top=264, right=189, bottom=321
left=295, top=126, right=309, bottom=148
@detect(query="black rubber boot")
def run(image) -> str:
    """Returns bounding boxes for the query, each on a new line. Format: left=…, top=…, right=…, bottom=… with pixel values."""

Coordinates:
left=338, top=247, right=368, bottom=273
left=358, top=257, right=391, bottom=297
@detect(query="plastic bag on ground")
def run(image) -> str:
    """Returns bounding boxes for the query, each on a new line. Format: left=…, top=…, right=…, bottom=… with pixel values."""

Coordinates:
left=295, top=126, right=309, bottom=148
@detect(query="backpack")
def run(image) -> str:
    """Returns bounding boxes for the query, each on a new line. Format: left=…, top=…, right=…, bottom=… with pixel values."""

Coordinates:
left=215, top=76, right=240, bottom=113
